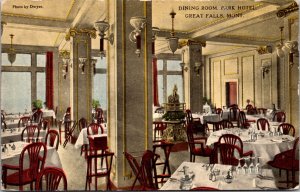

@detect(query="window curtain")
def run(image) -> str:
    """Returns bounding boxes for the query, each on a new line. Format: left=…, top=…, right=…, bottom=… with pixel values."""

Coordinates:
left=153, top=57, right=159, bottom=106
left=46, top=52, right=54, bottom=109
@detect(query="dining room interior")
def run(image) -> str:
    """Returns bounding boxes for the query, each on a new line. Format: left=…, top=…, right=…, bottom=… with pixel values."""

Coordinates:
left=0, top=0, right=299, bottom=191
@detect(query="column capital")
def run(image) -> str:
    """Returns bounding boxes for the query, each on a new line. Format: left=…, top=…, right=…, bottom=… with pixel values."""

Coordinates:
left=65, top=27, right=97, bottom=41
left=179, top=39, right=206, bottom=48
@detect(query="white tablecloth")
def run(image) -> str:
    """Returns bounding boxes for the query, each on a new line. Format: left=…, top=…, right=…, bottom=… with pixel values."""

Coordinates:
left=192, top=113, right=221, bottom=123
left=1, top=141, right=62, bottom=168
left=74, top=123, right=107, bottom=149
left=42, top=109, right=56, bottom=119
left=160, top=161, right=276, bottom=190
left=206, top=128, right=295, bottom=166
left=1, top=128, right=47, bottom=144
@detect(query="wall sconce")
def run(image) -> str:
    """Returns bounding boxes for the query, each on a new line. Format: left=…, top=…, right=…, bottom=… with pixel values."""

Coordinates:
left=90, top=58, right=97, bottom=75
left=94, top=20, right=114, bottom=59
left=179, top=50, right=188, bottom=74
left=129, top=16, right=147, bottom=57
left=8, top=34, right=16, bottom=65
left=152, top=27, right=159, bottom=57
left=167, top=11, right=179, bottom=54
left=60, top=50, right=71, bottom=79
left=194, top=61, right=203, bottom=76
left=261, top=65, right=271, bottom=79
left=1, top=21, right=6, bottom=37
left=78, top=57, right=87, bottom=74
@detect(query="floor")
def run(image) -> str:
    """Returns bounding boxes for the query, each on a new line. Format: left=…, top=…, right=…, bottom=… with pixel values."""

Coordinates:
left=2, top=125, right=298, bottom=191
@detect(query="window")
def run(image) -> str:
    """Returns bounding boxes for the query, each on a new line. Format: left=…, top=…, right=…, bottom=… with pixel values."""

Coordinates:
left=157, top=59, right=183, bottom=105
left=93, top=56, right=107, bottom=110
left=1, top=53, right=46, bottom=114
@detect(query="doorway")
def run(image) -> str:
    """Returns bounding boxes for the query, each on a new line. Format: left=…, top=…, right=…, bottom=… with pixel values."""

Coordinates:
left=225, top=82, right=237, bottom=106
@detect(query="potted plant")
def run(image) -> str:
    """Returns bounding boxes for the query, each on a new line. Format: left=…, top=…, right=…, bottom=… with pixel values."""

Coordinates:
left=32, top=99, right=43, bottom=111
left=92, top=99, right=100, bottom=109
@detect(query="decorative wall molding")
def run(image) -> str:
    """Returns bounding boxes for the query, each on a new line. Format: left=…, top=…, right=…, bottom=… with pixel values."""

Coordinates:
left=224, top=57, right=238, bottom=75
left=65, top=28, right=97, bottom=41
left=276, top=2, right=299, bottom=18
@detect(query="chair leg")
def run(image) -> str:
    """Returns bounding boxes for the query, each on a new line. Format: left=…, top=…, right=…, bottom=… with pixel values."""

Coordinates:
left=193, top=155, right=195, bottom=162
left=286, top=170, right=289, bottom=188
left=279, top=169, right=281, bottom=177
left=190, top=153, right=192, bottom=162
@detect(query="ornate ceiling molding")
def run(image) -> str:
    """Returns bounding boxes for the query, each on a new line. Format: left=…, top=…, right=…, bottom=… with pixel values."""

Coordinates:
left=256, top=45, right=272, bottom=55
left=217, top=34, right=277, bottom=42
left=276, top=2, right=299, bottom=18
left=179, top=39, right=206, bottom=48
left=65, top=28, right=97, bottom=41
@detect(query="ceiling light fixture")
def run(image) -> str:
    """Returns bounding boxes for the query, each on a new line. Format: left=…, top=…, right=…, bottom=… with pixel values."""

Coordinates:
left=1, top=22, right=6, bottom=37
left=60, top=50, right=71, bottom=79
left=94, top=20, right=114, bottom=59
left=129, top=16, right=147, bottom=57
left=167, top=11, right=179, bottom=54
left=8, top=34, right=16, bottom=65
left=152, top=27, right=159, bottom=57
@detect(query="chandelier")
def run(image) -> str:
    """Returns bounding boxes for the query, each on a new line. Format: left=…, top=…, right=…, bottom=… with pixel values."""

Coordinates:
left=167, top=11, right=179, bottom=54
left=8, top=34, right=16, bottom=65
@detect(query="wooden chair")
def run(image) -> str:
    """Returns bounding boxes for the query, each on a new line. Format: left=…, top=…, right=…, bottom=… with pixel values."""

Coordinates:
left=35, top=167, right=67, bottom=191
left=124, top=150, right=159, bottom=190
left=218, top=143, right=242, bottom=166
left=87, top=122, right=104, bottom=135
left=206, top=120, right=223, bottom=132
left=215, top=108, right=223, bottom=118
left=152, top=140, right=174, bottom=186
left=268, top=137, right=299, bottom=188
left=257, top=118, right=270, bottom=131
left=41, top=119, right=50, bottom=131
left=95, top=108, right=105, bottom=124
left=218, top=134, right=253, bottom=158
left=221, top=119, right=234, bottom=129
left=18, top=116, right=30, bottom=127
left=45, top=129, right=59, bottom=150
left=85, top=151, right=114, bottom=190
left=257, top=108, right=267, bottom=115
left=31, top=109, right=43, bottom=125
left=229, top=106, right=240, bottom=126
left=153, top=121, right=167, bottom=141
left=79, top=117, right=89, bottom=157
left=21, top=125, right=40, bottom=143
left=2, top=142, right=47, bottom=191
left=63, top=120, right=77, bottom=148
left=88, top=135, right=108, bottom=155
left=273, top=111, right=286, bottom=123
left=59, top=114, right=72, bottom=144
left=237, top=111, right=252, bottom=128
left=186, top=123, right=212, bottom=162
left=186, top=109, right=205, bottom=134
left=278, top=123, right=295, bottom=137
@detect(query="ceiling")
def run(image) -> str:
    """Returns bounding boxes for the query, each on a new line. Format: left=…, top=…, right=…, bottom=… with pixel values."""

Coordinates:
left=1, top=0, right=297, bottom=56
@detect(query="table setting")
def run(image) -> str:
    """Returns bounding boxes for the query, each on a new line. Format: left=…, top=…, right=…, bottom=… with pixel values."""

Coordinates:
left=160, top=161, right=278, bottom=190
left=1, top=141, right=62, bottom=168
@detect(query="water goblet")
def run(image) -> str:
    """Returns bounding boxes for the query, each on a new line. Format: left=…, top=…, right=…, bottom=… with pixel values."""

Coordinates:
left=249, top=156, right=255, bottom=174
left=255, top=156, right=262, bottom=175
left=242, top=157, right=249, bottom=174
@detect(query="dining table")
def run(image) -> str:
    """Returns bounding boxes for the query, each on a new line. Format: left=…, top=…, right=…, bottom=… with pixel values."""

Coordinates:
left=1, top=141, right=62, bottom=168
left=74, top=123, right=107, bottom=149
left=192, top=113, right=221, bottom=123
left=206, top=127, right=295, bottom=166
left=1, top=127, right=47, bottom=144
left=160, top=161, right=278, bottom=190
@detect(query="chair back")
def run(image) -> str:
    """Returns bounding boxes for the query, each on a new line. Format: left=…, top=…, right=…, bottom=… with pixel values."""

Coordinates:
left=95, top=108, right=105, bottom=124
left=278, top=123, right=295, bottom=137
left=31, top=109, right=43, bottom=124
left=87, top=122, right=104, bottom=135
left=245, top=104, right=253, bottom=111
left=88, top=135, right=108, bottom=152
left=257, top=118, right=270, bottom=131
left=20, top=142, right=47, bottom=181
left=45, top=129, right=59, bottom=150
left=216, top=108, right=223, bottom=117
left=185, top=109, right=193, bottom=124
left=221, top=120, right=234, bottom=129
left=257, top=108, right=267, bottom=115
left=207, top=120, right=223, bottom=132
left=219, top=143, right=242, bottom=166
left=186, top=123, right=196, bottom=151
left=247, top=107, right=257, bottom=115
left=237, top=111, right=247, bottom=128
left=218, top=134, right=243, bottom=150
left=229, top=107, right=240, bottom=122
left=18, top=116, right=30, bottom=127
left=21, top=125, right=40, bottom=142
left=35, top=167, right=67, bottom=191
left=78, top=117, right=88, bottom=131
left=41, top=119, right=49, bottom=131
left=273, top=111, right=286, bottom=123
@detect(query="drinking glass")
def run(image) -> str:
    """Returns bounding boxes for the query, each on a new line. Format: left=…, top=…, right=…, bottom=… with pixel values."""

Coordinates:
left=255, top=156, right=262, bottom=174
left=242, top=157, right=249, bottom=174
left=237, top=158, right=243, bottom=175
left=249, top=156, right=255, bottom=174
